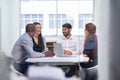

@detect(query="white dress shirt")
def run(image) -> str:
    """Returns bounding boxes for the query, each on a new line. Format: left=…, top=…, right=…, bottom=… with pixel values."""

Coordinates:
left=57, top=35, right=81, bottom=55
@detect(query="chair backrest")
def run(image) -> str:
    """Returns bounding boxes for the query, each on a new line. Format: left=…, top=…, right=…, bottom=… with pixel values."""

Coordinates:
left=0, top=51, right=11, bottom=80
left=10, top=64, right=23, bottom=76
left=28, top=66, right=66, bottom=80
left=0, top=51, right=23, bottom=76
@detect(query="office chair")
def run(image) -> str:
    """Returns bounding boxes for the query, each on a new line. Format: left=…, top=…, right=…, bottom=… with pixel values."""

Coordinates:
left=0, top=51, right=11, bottom=80
left=28, top=65, right=66, bottom=80
left=10, top=64, right=24, bottom=76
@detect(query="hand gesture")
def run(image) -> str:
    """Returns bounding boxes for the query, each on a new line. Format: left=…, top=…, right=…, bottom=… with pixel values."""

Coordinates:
left=44, top=51, right=55, bottom=57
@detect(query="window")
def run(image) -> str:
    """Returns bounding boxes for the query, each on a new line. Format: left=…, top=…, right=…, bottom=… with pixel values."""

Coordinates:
left=49, top=14, right=73, bottom=29
left=21, top=0, right=94, bottom=36
left=79, top=14, right=93, bottom=28
left=21, top=14, right=43, bottom=33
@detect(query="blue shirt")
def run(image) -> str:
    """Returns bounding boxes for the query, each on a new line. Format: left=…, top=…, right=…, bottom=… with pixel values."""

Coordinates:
left=83, top=37, right=97, bottom=54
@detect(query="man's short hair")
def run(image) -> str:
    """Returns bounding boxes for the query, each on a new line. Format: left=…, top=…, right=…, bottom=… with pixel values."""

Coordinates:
left=62, top=23, right=72, bottom=29
left=33, top=22, right=41, bottom=25
left=25, top=23, right=35, bottom=32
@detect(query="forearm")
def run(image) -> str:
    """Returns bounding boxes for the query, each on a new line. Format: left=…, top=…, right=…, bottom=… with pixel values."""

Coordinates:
left=29, top=51, right=45, bottom=58
left=71, top=50, right=80, bottom=55
left=22, top=42, right=45, bottom=58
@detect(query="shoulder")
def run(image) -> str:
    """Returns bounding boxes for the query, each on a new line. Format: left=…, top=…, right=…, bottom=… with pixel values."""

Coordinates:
left=20, top=33, right=32, bottom=43
left=56, top=36, right=64, bottom=42
left=86, top=37, right=97, bottom=47
left=71, top=35, right=80, bottom=41
left=20, top=33, right=30, bottom=39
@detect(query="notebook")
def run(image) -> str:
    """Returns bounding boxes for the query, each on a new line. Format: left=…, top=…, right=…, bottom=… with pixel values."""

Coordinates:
left=53, top=43, right=65, bottom=57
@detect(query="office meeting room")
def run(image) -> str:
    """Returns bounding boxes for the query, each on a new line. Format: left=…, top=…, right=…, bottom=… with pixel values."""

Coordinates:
left=1, top=0, right=120, bottom=80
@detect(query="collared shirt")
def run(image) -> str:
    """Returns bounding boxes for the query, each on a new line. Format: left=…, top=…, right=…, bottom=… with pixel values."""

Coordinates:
left=57, top=35, right=81, bottom=55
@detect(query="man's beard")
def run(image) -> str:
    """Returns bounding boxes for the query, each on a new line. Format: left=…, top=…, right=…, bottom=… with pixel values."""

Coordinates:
left=63, top=32, right=69, bottom=37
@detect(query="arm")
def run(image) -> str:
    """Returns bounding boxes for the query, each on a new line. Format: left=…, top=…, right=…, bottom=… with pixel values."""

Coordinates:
left=71, top=37, right=81, bottom=55
left=43, top=37, right=55, bottom=57
left=21, top=38, right=45, bottom=58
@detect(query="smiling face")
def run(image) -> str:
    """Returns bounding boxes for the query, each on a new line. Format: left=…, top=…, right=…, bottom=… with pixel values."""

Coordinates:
left=34, top=24, right=42, bottom=35
left=62, top=27, right=71, bottom=37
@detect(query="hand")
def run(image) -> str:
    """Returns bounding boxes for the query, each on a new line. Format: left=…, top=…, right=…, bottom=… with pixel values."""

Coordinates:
left=83, top=54, right=88, bottom=57
left=44, top=51, right=55, bottom=57
left=64, top=50, right=72, bottom=55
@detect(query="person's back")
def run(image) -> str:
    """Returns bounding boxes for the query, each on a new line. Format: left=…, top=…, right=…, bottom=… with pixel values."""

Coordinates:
left=81, top=23, right=98, bottom=80
left=11, top=23, right=44, bottom=75
left=12, top=33, right=32, bottom=63
left=82, top=36, right=98, bottom=68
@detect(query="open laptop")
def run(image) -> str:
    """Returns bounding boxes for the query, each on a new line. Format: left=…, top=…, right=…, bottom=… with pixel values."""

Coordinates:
left=53, top=43, right=78, bottom=57
left=53, top=43, right=65, bottom=57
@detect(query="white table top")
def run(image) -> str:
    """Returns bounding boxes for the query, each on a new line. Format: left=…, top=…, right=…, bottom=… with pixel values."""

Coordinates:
left=26, top=55, right=89, bottom=64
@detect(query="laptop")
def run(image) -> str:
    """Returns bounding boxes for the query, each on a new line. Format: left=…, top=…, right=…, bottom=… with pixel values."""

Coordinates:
left=53, top=43, right=78, bottom=57
left=53, top=43, right=65, bottom=57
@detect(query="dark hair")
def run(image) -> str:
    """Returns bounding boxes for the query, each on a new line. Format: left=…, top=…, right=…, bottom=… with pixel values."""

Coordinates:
left=33, top=22, right=41, bottom=25
left=25, top=23, right=35, bottom=32
left=33, top=22, right=45, bottom=51
left=38, top=34, right=45, bottom=51
left=85, top=23, right=96, bottom=34
left=62, top=23, right=72, bottom=29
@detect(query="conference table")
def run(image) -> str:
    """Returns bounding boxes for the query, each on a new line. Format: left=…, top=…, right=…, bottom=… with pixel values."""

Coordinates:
left=26, top=55, right=89, bottom=79
left=26, top=55, right=89, bottom=65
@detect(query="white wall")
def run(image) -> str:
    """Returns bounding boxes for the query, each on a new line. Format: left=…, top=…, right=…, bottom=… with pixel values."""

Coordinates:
left=95, top=0, right=110, bottom=80
left=0, top=0, right=20, bottom=56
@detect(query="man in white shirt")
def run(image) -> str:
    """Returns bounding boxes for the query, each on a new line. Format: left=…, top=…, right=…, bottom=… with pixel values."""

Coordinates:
left=57, top=23, right=81, bottom=55
left=57, top=23, right=81, bottom=77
